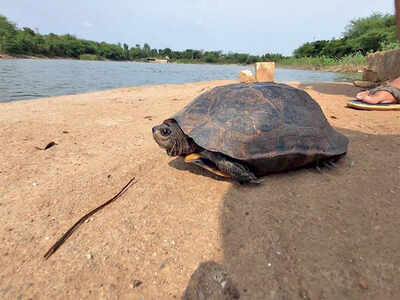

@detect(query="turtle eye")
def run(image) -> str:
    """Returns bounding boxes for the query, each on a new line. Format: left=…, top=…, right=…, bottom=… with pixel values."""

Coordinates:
left=160, top=128, right=171, bottom=137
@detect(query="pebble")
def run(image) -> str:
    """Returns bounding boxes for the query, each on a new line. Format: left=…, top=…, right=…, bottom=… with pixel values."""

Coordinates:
left=199, top=290, right=205, bottom=300
left=359, top=280, right=368, bottom=289
left=159, top=259, right=169, bottom=270
left=131, top=280, right=143, bottom=288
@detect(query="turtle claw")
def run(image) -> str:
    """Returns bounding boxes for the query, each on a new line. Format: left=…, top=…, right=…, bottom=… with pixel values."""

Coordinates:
left=327, top=161, right=337, bottom=168
left=237, top=174, right=261, bottom=184
left=315, top=165, right=323, bottom=173
left=323, top=161, right=335, bottom=169
left=249, top=177, right=263, bottom=184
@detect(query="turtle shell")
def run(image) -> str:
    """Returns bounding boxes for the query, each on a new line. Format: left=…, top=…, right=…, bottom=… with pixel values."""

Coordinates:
left=173, top=82, right=348, bottom=175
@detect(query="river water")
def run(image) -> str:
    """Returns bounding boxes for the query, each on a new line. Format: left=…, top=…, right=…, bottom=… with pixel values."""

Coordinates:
left=0, top=59, right=357, bottom=103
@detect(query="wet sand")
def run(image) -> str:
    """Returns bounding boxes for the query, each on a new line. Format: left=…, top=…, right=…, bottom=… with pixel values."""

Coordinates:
left=1, top=80, right=399, bottom=299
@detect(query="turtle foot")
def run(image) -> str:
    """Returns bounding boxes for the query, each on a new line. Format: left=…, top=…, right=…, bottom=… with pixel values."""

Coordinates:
left=248, top=177, right=263, bottom=184
left=314, top=159, right=339, bottom=173
left=187, top=151, right=260, bottom=184
left=218, top=160, right=260, bottom=184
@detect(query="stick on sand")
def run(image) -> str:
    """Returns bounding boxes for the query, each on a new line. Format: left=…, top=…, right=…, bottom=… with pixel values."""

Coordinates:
left=44, top=176, right=136, bottom=260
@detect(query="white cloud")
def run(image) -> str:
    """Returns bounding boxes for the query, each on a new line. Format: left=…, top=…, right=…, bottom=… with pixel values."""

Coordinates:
left=81, top=21, right=93, bottom=28
left=195, top=17, right=203, bottom=26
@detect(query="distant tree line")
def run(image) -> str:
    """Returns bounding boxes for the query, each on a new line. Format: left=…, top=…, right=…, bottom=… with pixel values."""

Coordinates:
left=1, top=13, right=398, bottom=64
left=293, top=13, right=399, bottom=58
left=0, top=15, right=285, bottom=64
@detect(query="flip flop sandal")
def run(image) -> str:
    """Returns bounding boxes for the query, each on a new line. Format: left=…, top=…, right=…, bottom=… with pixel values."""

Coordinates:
left=347, top=85, right=400, bottom=110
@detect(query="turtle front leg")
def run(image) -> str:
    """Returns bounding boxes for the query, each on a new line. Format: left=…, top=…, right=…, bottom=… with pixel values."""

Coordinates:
left=184, top=153, right=230, bottom=178
left=198, top=150, right=261, bottom=184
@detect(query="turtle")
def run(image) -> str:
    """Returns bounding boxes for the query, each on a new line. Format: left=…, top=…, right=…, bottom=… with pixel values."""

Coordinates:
left=152, top=82, right=348, bottom=184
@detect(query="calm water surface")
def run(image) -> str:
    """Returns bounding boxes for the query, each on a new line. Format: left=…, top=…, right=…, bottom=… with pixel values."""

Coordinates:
left=0, top=59, right=358, bottom=103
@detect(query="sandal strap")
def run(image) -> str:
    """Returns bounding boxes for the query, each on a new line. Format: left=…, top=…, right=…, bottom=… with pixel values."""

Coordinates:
left=369, top=85, right=400, bottom=103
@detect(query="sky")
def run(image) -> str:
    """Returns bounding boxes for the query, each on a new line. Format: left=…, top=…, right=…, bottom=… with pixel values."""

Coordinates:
left=1, top=0, right=395, bottom=56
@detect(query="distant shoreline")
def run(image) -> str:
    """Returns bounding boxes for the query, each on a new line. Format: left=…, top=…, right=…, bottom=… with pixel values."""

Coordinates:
left=0, top=52, right=364, bottom=73
left=276, top=63, right=363, bottom=73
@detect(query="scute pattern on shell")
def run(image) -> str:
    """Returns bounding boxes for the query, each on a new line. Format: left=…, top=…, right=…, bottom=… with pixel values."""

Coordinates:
left=173, top=82, right=348, bottom=175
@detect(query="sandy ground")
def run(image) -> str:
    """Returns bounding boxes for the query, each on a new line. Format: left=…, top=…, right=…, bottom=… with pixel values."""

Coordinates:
left=1, top=80, right=400, bottom=300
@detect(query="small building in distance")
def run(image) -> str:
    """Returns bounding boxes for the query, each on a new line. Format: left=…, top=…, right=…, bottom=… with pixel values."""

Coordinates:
left=145, top=57, right=169, bottom=63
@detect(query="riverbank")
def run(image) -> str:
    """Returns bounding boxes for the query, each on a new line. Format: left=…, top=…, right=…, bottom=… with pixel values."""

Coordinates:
left=0, top=52, right=77, bottom=60
left=277, top=63, right=364, bottom=73
left=0, top=52, right=366, bottom=73
left=277, top=53, right=367, bottom=73
left=0, top=53, right=34, bottom=59
left=1, top=80, right=399, bottom=299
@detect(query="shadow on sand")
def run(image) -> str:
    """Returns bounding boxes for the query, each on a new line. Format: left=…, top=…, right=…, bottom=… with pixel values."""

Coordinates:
left=298, top=82, right=362, bottom=98
left=183, top=127, right=400, bottom=299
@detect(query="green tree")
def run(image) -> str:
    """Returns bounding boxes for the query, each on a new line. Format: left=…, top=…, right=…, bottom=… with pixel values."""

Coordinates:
left=344, top=13, right=397, bottom=53
left=143, top=43, right=151, bottom=56
left=262, top=53, right=285, bottom=62
left=160, top=47, right=172, bottom=58
left=0, top=14, right=278, bottom=64
left=123, top=43, right=129, bottom=59
left=0, top=15, right=17, bottom=52
left=294, top=13, right=398, bottom=58
left=202, top=51, right=221, bottom=63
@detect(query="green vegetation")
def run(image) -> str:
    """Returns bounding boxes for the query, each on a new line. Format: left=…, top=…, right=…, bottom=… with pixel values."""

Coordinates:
left=280, top=13, right=399, bottom=71
left=79, top=54, right=104, bottom=61
left=0, top=13, right=398, bottom=71
left=277, top=53, right=366, bottom=71
left=292, top=14, right=398, bottom=58
left=0, top=14, right=271, bottom=64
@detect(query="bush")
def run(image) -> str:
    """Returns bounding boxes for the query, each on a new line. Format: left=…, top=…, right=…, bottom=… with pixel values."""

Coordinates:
left=379, top=40, right=400, bottom=51
left=79, top=54, right=104, bottom=61
left=293, top=13, right=398, bottom=58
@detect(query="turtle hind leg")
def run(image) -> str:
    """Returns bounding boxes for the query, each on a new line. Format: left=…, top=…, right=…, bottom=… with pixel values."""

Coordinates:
left=198, top=150, right=261, bottom=184
left=218, top=159, right=262, bottom=184
left=314, top=157, right=339, bottom=173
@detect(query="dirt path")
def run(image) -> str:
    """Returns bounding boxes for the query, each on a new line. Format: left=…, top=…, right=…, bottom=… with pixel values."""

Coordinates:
left=1, top=80, right=399, bottom=299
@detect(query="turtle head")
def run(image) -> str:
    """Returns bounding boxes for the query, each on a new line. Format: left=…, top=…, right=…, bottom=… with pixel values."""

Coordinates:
left=152, top=119, right=196, bottom=156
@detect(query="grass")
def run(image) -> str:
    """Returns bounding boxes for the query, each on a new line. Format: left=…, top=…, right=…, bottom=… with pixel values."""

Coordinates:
left=277, top=53, right=367, bottom=72
left=79, top=54, right=105, bottom=61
